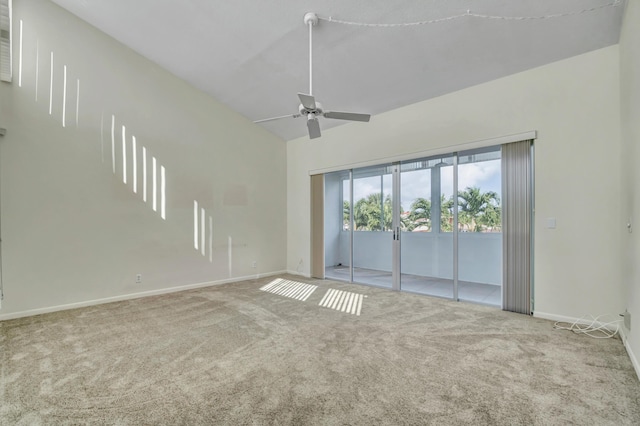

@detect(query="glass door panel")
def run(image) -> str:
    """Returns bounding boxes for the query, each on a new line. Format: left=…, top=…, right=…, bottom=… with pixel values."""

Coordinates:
left=400, top=156, right=454, bottom=298
left=352, top=165, right=393, bottom=288
left=457, top=147, right=502, bottom=306
left=324, top=171, right=351, bottom=281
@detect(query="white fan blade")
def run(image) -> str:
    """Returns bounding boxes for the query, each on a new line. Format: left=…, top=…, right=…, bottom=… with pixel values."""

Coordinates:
left=324, top=111, right=371, bottom=122
left=254, top=113, right=300, bottom=124
left=307, top=115, right=321, bottom=139
left=298, top=93, right=317, bottom=111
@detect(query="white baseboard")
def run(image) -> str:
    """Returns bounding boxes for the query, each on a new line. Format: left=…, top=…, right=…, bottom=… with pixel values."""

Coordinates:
left=286, top=270, right=311, bottom=278
left=533, top=311, right=578, bottom=323
left=533, top=311, right=619, bottom=331
left=0, top=270, right=288, bottom=321
left=624, top=334, right=640, bottom=381
left=535, top=311, right=639, bottom=381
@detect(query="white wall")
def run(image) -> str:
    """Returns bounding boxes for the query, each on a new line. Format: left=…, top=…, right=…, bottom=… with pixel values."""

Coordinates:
left=288, top=45, right=623, bottom=321
left=0, top=0, right=286, bottom=317
left=620, top=0, right=640, bottom=377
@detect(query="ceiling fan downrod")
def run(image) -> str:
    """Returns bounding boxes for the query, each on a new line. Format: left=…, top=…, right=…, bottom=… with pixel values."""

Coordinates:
left=303, top=12, right=318, bottom=96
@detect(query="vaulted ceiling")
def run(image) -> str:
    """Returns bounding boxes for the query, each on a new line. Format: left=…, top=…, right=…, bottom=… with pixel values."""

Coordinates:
left=50, top=0, right=626, bottom=141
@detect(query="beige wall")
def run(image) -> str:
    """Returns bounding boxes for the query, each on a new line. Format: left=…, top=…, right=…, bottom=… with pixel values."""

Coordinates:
left=0, top=0, right=287, bottom=318
left=620, top=0, right=640, bottom=375
left=287, top=45, right=623, bottom=322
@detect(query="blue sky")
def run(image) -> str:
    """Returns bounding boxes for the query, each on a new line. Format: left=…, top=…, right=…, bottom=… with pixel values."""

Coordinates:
left=346, top=159, right=501, bottom=212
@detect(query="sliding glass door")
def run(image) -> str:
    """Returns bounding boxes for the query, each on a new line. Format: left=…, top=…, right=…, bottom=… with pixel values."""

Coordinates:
left=323, top=145, right=507, bottom=308
left=351, top=165, right=394, bottom=288
left=399, top=156, right=454, bottom=298
left=324, top=170, right=351, bottom=282
left=457, top=148, right=502, bottom=305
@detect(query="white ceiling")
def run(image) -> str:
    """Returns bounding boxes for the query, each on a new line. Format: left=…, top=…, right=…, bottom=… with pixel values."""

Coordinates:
left=50, top=0, right=626, bottom=141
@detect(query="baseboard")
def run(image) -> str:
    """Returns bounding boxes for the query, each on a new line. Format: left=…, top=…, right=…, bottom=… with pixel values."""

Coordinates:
left=623, top=334, right=640, bottom=381
left=535, top=311, right=639, bottom=381
left=286, top=270, right=311, bottom=278
left=533, top=311, right=621, bottom=332
left=0, top=270, right=288, bottom=321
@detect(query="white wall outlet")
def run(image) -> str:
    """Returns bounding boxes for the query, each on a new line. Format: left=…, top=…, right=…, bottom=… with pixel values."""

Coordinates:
left=135, top=274, right=142, bottom=283
left=251, top=261, right=257, bottom=268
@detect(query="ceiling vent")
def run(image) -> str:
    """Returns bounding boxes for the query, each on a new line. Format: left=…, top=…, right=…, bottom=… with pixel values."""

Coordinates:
left=0, top=0, right=12, bottom=82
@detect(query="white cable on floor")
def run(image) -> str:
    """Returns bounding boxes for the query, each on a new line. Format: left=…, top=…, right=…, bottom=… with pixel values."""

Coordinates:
left=553, top=314, right=622, bottom=339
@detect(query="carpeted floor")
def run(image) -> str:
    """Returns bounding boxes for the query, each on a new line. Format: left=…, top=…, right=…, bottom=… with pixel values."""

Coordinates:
left=1, top=275, right=639, bottom=425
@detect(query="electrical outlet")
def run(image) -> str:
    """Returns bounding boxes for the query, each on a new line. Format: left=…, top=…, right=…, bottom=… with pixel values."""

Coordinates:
left=251, top=261, right=257, bottom=268
left=135, top=274, right=142, bottom=284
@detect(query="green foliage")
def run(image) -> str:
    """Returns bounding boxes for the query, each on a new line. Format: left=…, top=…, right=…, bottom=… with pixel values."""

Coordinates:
left=457, top=186, right=501, bottom=232
left=353, top=193, right=394, bottom=231
left=406, top=197, right=431, bottom=231
left=343, top=200, right=351, bottom=229
left=440, top=195, right=455, bottom=232
left=345, top=187, right=501, bottom=233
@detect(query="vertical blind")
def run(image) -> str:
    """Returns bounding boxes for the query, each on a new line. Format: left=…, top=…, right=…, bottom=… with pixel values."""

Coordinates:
left=0, top=0, right=11, bottom=82
left=502, top=140, right=534, bottom=314
left=310, top=174, right=325, bottom=278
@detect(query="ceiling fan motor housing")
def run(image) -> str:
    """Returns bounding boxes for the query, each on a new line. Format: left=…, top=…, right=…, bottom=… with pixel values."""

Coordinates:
left=299, top=101, right=323, bottom=116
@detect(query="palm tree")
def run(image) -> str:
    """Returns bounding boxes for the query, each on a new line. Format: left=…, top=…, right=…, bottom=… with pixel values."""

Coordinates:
left=440, top=195, right=454, bottom=232
left=478, top=201, right=502, bottom=231
left=343, top=200, right=351, bottom=230
left=407, top=197, right=431, bottom=231
left=353, top=193, right=393, bottom=231
left=457, top=187, right=500, bottom=232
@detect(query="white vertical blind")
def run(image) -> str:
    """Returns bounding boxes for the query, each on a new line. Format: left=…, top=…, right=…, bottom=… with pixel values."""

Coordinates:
left=502, top=140, right=533, bottom=314
left=0, top=0, right=11, bottom=82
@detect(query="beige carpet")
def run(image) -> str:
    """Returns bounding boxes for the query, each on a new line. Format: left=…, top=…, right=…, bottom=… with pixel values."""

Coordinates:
left=1, top=275, right=639, bottom=425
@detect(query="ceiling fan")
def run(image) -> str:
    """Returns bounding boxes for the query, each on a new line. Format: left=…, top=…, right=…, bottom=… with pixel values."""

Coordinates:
left=254, top=12, right=371, bottom=139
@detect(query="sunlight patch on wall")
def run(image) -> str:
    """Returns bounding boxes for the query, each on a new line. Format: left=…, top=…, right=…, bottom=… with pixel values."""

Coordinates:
left=160, top=165, right=166, bottom=220
left=209, top=216, right=213, bottom=263
left=62, top=65, right=66, bottom=127
left=152, top=156, right=157, bottom=212
left=14, top=19, right=171, bottom=225
left=17, top=19, right=21, bottom=86
left=228, top=236, right=233, bottom=276
left=100, top=112, right=104, bottom=163
left=110, top=115, right=115, bottom=174
left=75, top=79, right=80, bottom=127
left=200, top=207, right=205, bottom=256
left=142, top=146, right=147, bottom=202
left=121, top=125, right=127, bottom=184
left=34, top=41, right=38, bottom=100
left=48, top=51, right=53, bottom=115
left=194, top=201, right=199, bottom=250
left=104, top=122, right=167, bottom=219
left=193, top=201, right=212, bottom=261
left=131, top=136, right=137, bottom=193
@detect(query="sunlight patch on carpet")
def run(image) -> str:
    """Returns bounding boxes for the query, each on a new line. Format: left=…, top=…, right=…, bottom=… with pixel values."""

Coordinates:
left=319, top=289, right=364, bottom=316
left=260, top=278, right=317, bottom=301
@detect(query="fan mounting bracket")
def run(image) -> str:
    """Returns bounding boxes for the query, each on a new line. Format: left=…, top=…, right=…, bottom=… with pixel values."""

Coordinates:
left=303, top=12, right=318, bottom=26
